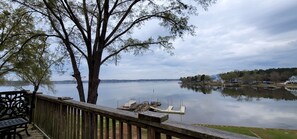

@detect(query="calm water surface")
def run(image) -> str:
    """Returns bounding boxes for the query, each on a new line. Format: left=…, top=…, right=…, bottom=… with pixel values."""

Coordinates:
left=1, top=81, right=297, bottom=129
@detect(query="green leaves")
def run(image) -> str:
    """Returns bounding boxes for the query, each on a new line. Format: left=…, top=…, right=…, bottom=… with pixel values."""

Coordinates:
left=0, top=2, right=56, bottom=92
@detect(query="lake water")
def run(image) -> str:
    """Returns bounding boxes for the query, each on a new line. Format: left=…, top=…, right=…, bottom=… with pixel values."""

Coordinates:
left=1, top=81, right=297, bottom=129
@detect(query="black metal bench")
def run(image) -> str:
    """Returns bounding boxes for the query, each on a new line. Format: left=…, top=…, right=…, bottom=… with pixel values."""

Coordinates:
left=0, top=91, right=31, bottom=139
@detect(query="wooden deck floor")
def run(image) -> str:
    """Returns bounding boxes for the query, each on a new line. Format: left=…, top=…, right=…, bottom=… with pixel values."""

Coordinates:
left=20, top=124, right=46, bottom=139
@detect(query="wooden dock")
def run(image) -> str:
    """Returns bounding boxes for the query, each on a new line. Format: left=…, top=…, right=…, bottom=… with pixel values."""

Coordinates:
left=117, top=100, right=161, bottom=112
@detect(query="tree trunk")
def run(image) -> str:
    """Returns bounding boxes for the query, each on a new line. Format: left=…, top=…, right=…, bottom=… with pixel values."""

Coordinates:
left=65, top=42, right=86, bottom=102
left=29, top=86, right=38, bottom=123
left=87, top=76, right=100, bottom=104
left=73, top=70, right=86, bottom=102
left=86, top=51, right=102, bottom=104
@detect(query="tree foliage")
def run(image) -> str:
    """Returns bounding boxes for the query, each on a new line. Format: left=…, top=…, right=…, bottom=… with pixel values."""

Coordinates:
left=12, top=0, right=216, bottom=104
left=0, top=2, right=55, bottom=92
left=0, top=4, right=35, bottom=76
left=180, top=74, right=212, bottom=83
left=220, top=68, right=297, bottom=83
left=15, top=39, right=60, bottom=92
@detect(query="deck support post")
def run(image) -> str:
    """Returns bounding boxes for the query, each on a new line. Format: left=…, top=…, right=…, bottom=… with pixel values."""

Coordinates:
left=138, top=112, right=168, bottom=123
left=138, top=112, right=168, bottom=139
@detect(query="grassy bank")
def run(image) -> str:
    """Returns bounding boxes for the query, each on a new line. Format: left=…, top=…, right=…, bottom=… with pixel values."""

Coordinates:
left=196, top=124, right=297, bottom=139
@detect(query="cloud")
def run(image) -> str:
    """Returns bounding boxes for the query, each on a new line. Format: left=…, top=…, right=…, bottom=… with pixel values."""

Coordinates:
left=51, top=0, right=297, bottom=80
left=175, top=0, right=297, bottom=73
left=246, top=1, right=297, bottom=34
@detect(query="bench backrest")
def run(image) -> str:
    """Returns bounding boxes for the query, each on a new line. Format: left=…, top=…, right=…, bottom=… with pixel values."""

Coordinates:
left=0, top=91, right=30, bottom=120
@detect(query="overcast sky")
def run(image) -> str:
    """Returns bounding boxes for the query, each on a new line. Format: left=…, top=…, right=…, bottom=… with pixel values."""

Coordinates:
left=53, top=0, right=297, bottom=80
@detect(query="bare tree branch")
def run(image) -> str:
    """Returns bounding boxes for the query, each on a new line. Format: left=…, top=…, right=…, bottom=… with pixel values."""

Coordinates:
left=101, top=40, right=167, bottom=65
left=105, top=0, right=140, bottom=43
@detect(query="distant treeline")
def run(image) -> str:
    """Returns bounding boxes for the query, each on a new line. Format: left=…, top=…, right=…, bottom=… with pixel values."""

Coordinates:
left=180, top=67, right=297, bottom=84
left=180, top=74, right=212, bottom=83
left=0, top=81, right=30, bottom=86
left=220, top=68, right=297, bottom=83
left=1, top=79, right=179, bottom=86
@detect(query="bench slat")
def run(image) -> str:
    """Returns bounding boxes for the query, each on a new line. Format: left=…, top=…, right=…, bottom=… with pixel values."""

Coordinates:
left=0, top=118, right=28, bottom=129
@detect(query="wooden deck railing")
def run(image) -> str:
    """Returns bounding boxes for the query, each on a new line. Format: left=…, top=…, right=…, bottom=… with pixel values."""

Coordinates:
left=33, top=94, right=257, bottom=139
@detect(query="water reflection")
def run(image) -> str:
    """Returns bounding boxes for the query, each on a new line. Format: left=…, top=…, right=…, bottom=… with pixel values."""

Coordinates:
left=1, top=81, right=297, bottom=129
left=180, top=84, right=297, bottom=101
left=179, top=83, right=212, bottom=94
left=222, top=87, right=297, bottom=101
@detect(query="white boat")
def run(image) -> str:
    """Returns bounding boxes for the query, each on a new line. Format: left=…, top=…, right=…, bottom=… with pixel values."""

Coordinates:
left=117, top=99, right=137, bottom=110
left=123, top=99, right=137, bottom=108
left=150, top=105, right=186, bottom=114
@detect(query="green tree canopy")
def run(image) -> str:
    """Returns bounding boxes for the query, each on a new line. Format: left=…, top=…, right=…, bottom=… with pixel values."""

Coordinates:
left=15, top=38, right=58, bottom=93
left=0, top=4, right=35, bottom=76
left=220, top=68, right=297, bottom=83
left=0, top=2, right=56, bottom=92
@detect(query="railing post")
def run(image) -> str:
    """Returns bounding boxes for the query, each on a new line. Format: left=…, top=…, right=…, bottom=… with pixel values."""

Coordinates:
left=138, top=112, right=168, bottom=139
left=57, top=97, right=73, bottom=139
left=119, top=121, right=123, bottom=139
left=105, top=117, right=109, bottom=139
left=100, top=116, right=104, bottom=139
left=137, top=126, right=141, bottom=139
left=112, top=119, right=116, bottom=139
left=127, top=123, right=132, bottom=139
left=61, top=104, right=67, bottom=139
